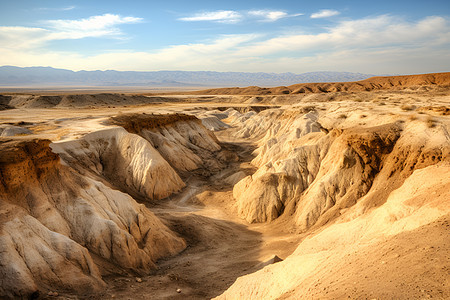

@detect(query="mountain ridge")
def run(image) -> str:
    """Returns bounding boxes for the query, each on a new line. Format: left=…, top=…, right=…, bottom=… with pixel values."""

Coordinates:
left=0, top=66, right=375, bottom=87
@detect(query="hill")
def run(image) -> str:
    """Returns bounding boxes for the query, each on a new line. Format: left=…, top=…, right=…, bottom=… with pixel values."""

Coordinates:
left=186, top=72, right=450, bottom=95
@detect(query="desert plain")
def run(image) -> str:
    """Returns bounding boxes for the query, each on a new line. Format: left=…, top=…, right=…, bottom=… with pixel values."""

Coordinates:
left=0, top=73, right=449, bottom=299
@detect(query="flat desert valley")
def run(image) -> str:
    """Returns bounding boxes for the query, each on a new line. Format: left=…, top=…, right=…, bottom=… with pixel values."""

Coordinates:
left=0, top=73, right=449, bottom=299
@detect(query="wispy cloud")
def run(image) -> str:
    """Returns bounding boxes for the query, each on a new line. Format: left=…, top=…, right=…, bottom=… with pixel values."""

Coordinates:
left=0, top=14, right=142, bottom=50
left=236, top=15, right=450, bottom=57
left=61, top=6, right=76, bottom=11
left=37, top=6, right=76, bottom=11
left=45, top=14, right=143, bottom=39
left=248, top=10, right=303, bottom=22
left=0, top=26, right=50, bottom=49
left=311, top=9, right=340, bottom=19
left=0, top=14, right=143, bottom=51
left=178, top=10, right=242, bottom=24
left=179, top=9, right=302, bottom=23
left=1, top=15, right=449, bottom=74
left=249, top=10, right=287, bottom=21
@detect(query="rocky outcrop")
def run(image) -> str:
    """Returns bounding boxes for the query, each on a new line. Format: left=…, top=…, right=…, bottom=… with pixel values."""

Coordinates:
left=0, top=138, right=187, bottom=298
left=0, top=125, right=32, bottom=136
left=110, top=113, right=222, bottom=174
left=218, top=162, right=450, bottom=299
left=51, top=128, right=186, bottom=201
left=0, top=113, right=227, bottom=298
left=0, top=203, right=105, bottom=298
left=228, top=107, right=449, bottom=232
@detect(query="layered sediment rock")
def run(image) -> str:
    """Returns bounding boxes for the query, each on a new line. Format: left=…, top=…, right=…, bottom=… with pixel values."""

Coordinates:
left=218, top=104, right=450, bottom=299
left=228, top=106, right=449, bottom=231
left=0, top=114, right=223, bottom=298
left=218, top=163, right=450, bottom=299
left=51, top=128, right=186, bottom=201
left=109, top=113, right=222, bottom=173
left=0, top=138, right=186, bottom=298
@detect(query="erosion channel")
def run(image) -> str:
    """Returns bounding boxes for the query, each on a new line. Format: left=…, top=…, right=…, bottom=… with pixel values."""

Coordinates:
left=0, top=82, right=449, bottom=299
left=101, top=125, right=297, bottom=300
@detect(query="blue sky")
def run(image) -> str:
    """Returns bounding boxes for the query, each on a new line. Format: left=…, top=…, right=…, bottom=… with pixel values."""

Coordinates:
left=0, top=0, right=449, bottom=74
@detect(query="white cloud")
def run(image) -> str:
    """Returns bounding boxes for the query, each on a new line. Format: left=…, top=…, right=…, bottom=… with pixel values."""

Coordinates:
left=0, top=34, right=260, bottom=71
left=37, top=6, right=76, bottom=11
left=0, top=26, right=50, bottom=49
left=0, top=14, right=142, bottom=50
left=178, top=11, right=242, bottom=24
left=311, top=9, right=340, bottom=19
left=61, top=6, right=76, bottom=11
left=180, top=10, right=302, bottom=23
left=1, top=15, right=449, bottom=74
left=249, top=10, right=288, bottom=22
left=45, top=14, right=143, bottom=39
left=235, top=15, right=450, bottom=57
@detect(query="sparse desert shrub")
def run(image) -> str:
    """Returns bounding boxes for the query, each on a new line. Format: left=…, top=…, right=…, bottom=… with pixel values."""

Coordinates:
left=300, top=105, right=316, bottom=113
left=401, top=104, right=416, bottom=111
left=426, top=115, right=436, bottom=128
left=408, top=114, right=418, bottom=121
left=338, top=113, right=347, bottom=119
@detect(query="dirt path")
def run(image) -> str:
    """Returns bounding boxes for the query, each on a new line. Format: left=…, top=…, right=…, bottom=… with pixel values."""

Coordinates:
left=91, top=137, right=299, bottom=299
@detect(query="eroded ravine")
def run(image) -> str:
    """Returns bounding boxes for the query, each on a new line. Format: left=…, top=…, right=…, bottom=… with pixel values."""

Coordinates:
left=0, top=112, right=300, bottom=299
left=95, top=136, right=299, bottom=299
left=1, top=94, right=449, bottom=299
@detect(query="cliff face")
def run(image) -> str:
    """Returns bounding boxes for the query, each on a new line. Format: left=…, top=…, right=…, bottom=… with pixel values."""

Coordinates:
left=0, top=139, right=59, bottom=193
left=0, top=114, right=224, bottom=299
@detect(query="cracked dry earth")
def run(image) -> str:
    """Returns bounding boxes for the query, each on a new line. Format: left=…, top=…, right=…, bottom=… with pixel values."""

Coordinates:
left=0, top=83, right=449, bottom=300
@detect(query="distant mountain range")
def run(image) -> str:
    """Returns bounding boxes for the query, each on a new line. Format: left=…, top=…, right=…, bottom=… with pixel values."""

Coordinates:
left=0, top=66, right=376, bottom=87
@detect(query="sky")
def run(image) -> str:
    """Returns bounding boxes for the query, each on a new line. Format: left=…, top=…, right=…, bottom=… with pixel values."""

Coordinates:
left=0, top=0, right=449, bottom=74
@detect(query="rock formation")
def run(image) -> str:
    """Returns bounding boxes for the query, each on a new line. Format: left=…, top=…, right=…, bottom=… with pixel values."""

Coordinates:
left=228, top=105, right=449, bottom=229
left=217, top=162, right=450, bottom=299
left=0, top=113, right=224, bottom=298
left=216, top=101, right=449, bottom=299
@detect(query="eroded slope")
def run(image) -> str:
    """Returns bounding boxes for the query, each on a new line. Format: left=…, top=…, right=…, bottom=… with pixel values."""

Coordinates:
left=0, top=113, right=225, bottom=299
left=216, top=99, right=450, bottom=299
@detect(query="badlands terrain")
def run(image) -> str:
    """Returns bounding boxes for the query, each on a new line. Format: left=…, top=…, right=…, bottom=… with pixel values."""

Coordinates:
left=0, top=72, right=449, bottom=299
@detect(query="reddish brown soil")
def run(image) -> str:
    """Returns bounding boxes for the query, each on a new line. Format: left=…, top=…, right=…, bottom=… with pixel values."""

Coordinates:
left=185, top=72, right=450, bottom=95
